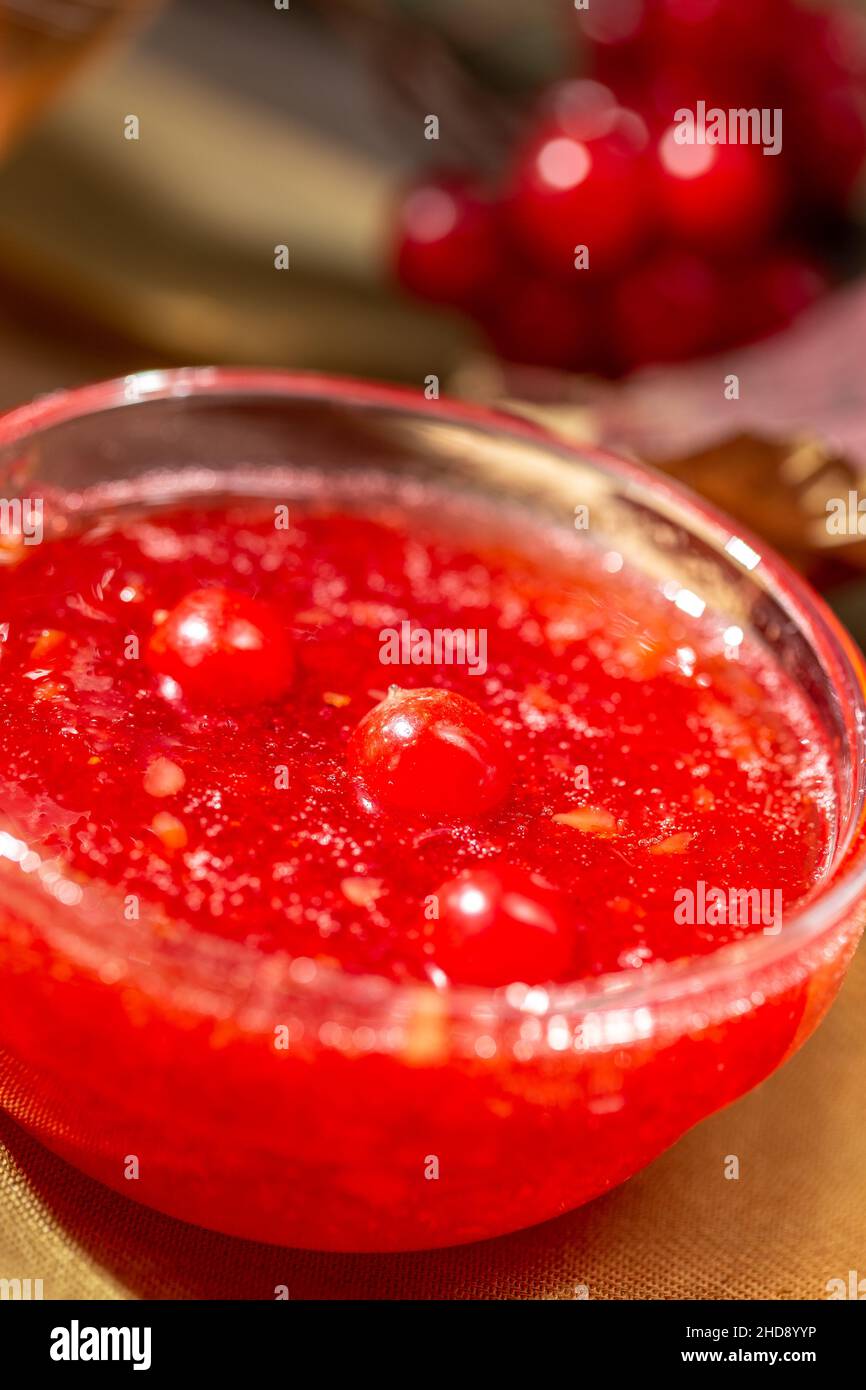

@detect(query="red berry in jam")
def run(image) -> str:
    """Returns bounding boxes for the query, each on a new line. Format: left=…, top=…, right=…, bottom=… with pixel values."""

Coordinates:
left=430, top=866, right=575, bottom=987
left=348, top=687, right=511, bottom=820
left=507, top=85, right=650, bottom=278
left=654, top=126, right=782, bottom=255
left=146, top=586, right=294, bottom=707
left=393, top=176, right=504, bottom=310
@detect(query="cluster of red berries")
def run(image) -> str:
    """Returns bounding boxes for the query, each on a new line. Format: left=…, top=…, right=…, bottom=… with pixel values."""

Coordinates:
left=147, top=585, right=568, bottom=985
left=392, top=0, right=866, bottom=374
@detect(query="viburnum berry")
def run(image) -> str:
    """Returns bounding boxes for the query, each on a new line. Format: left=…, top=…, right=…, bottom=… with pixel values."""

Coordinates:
left=793, top=85, right=866, bottom=214
left=723, top=251, right=828, bottom=347
left=348, top=686, right=511, bottom=820
left=480, top=272, right=599, bottom=371
left=429, top=865, right=576, bottom=986
left=507, top=83, right=651, bottom=278
left=581, top=0, right=788, bottom=113
left=611, top=247, right=725, bottom=368
left=389, top=1, right=850, bottom=375
left=650, top=0, right=787, bottom=73
left=782, top=8, right=866, bottom=214
left=576, top=0, right=653, bottom=92
left=393, top=175, right=504, bottom=310
left=654, top=125, right=782, bottom=254
left=146, top=587, right=294, bottom=707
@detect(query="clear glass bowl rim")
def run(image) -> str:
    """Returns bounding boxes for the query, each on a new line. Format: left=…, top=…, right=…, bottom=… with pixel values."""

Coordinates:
left=1, top=363, right=865, bottom=1024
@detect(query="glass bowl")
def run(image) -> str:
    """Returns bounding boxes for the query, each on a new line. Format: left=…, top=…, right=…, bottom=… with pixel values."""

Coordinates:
left=0, top=367, right=864, bottom=1253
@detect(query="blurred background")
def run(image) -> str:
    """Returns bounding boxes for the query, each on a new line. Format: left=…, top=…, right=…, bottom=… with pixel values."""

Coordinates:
left=2, top=0, right=866, bottom=611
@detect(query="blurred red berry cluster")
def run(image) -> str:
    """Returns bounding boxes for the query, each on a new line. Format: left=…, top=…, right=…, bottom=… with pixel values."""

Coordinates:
left=392, top=0, right=866, bottom=374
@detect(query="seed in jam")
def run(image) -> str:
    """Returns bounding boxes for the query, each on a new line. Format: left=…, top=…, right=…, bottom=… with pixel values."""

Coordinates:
left=430, top=866, right=575, bottom=987
left=146, top=586, right=294, bottom=707
left=348, top=686, right=512, bottom=820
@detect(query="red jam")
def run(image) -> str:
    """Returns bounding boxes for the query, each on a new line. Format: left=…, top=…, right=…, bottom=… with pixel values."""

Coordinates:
left=0, top=478, right=841, bottom=1250
left=0, top=490, right=832, bottom=983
